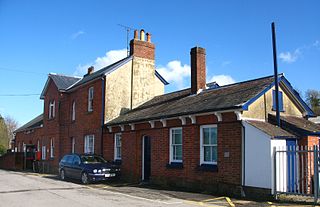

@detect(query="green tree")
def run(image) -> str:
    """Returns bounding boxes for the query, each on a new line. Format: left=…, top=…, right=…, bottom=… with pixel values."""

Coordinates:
left=305, top=89, right=320, bottom=116
left=0, top=114, right=9, bottom=154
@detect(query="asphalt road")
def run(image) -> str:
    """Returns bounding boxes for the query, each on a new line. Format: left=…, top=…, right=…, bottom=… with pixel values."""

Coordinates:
left=0, top=169, right=311, bottom=207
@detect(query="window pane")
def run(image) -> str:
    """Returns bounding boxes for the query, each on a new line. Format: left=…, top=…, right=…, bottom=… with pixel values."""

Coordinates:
left=173, top=133, right=182, bottom=144
left=204, top=146, right=211, bottom=162
left=212, top=146, right=217, bottom=162
left=203, top=128, right=210, bottom=144
left=175, top=145, right=182, bottom=160
left=210, top=128, right=217, bottom=144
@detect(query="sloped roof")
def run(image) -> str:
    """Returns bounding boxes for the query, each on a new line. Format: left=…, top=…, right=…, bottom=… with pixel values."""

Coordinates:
left=246, top=120, right=295, bottom=138
left=106, top=75, right=279, bottom=126
left=50, top=74, right=81, bottom=91
left=269, top=114, right=320, bottom=137
left=14, top=114, right=43, bottom=133
left=67, top=56, right=133, bottom=90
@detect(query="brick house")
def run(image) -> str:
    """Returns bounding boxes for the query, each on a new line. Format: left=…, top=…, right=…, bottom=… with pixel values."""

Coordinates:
left=14, top=29, right=319, bottom=196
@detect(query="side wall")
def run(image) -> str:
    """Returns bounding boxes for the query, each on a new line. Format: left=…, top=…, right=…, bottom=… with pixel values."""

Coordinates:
left=242, top=85, right=303, bottom=120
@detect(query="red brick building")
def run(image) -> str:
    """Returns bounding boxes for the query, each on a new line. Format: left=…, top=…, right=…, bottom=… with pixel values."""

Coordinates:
left=14, top=29, right=319, bottom=196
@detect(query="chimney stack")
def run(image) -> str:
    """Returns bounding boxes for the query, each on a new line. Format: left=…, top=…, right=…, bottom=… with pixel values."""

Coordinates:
left=190, top=47, right=206, bottom=94
left=130, top=29, right=155, bottom=60
left=87, top=66, right=94, bottom=75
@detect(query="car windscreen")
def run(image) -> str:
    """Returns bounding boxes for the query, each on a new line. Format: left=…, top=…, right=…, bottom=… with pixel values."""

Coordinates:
left=81, top=155, right=106, bottom=164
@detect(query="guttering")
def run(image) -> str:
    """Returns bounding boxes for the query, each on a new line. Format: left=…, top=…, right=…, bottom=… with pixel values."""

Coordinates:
left=100, top=76, right=106, bottom=157
left=105, top=108, right=243, bottom=128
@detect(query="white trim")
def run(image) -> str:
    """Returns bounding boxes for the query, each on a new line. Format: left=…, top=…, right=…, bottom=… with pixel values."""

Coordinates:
left=107, top=127, right=112, bottom=133
left=149, top=121, right=155, bottom=128
left=88, top=87, right=94, bottom=112
left=179, top=116, right=186, bottom=125
left=189, top=115, right=196, bottom=124
left=169, top=127, right=183, bottom=163
left=234, top=111, right=242, bottom=120
left=200, top=124, right=218, bottom=165
left=160, top=119, right=167, bottom=127
left=130, top=124, right=135, bottom=130
left=114, top=133, right=122, bottom=160
left=120, top=125, right=125, bottom=131
left=84, top=135, right=94, bottom=154
left=71, top=101, right=76, bottom=121
left=214, top=112, right=222, bottom=122
left=71, top=137, right=75, bottom=153
left=241, top=117, right=265, bottom=121
left=50, top=138, right=54, bottom=158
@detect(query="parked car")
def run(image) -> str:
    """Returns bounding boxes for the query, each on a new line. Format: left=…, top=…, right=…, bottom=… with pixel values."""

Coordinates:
left=59, top=154, right=120, bottom=184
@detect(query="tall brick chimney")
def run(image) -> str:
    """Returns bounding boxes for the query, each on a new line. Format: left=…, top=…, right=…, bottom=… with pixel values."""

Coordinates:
left=130, top=29, right=155, bottom=60
left=190, top=47, right=206, bottom=94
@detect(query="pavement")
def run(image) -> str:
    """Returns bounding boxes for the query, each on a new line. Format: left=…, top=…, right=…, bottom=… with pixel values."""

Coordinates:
left=0, top=169, right=315, bottom=207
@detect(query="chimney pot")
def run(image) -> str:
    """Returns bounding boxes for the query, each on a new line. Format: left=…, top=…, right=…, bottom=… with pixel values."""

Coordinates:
left=140, top=29, right=145, bottom=41
left=134, top=30, right=139, bottom=39
left=146, top=33, right=151, bottom=42
left=190, top=47, right=206, bottom=94
left=87, top=66, right=94, bottom=75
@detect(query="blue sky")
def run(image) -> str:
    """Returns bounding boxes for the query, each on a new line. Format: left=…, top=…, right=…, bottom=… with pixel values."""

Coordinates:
left=0, top=0, right=319, bottom=125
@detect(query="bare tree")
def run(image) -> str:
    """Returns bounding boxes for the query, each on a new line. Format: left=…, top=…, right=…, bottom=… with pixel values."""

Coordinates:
left=4, top=116, right=19, bottom=149
left=305, top=89, right=320, bottom=116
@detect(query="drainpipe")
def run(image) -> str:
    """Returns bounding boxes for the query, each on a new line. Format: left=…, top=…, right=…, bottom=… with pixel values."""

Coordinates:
left=241, top=121, right=246, bottom=197
left=100, top=76, right=106, bottom=157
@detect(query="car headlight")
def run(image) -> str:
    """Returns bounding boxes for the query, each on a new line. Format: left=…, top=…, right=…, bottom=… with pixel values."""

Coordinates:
left=98, top=169, right=102, bottom=173
left=102, top=168, right=111, bottom=172
left=93, top=169, right=97, bottom=173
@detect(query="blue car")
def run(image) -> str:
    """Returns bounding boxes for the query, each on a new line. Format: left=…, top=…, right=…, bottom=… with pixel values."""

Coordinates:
left=59, top=154, right=120, bottom=184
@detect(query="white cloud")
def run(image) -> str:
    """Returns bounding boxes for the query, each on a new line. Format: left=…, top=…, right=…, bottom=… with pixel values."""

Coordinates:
left=157, top=60, right=191, bottom=90
left=74, top=49, right=127, bottom=76
left=71, top=30, right=85, bottom=39
left=279, top=49, right=301, bottom=63
left=208, top=75, right=235, bottom=86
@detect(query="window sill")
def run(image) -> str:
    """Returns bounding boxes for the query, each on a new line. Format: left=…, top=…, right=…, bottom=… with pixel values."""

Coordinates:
left=113, top=159, right=122, bottom=165
left=166, top=162, right=183, bottom=169
left=197, top=164, right=218, bottom=172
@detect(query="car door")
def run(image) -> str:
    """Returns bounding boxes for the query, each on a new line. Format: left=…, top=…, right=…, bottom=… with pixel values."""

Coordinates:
left=71, top=155, right=83, bottom=179
left=64, top=155, right=75, bottom=178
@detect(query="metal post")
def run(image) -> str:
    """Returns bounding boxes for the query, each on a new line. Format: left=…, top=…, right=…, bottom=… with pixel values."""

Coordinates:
left=271, top=22, right=281, bottom=127
left=314, top=146, right=318, bottom=204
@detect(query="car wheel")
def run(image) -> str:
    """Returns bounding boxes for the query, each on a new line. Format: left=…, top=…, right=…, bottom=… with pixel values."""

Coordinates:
left=60, top=169, right=65, bottom=181
left=81, top=172, right=89, bottom=184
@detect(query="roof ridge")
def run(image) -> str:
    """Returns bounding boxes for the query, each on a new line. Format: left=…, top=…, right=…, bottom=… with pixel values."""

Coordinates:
left=49, top=73, right=81, bottom=79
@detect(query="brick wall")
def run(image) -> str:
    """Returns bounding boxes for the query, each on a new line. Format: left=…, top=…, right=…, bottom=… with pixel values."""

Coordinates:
left=103, top=112, right=243, bottom=195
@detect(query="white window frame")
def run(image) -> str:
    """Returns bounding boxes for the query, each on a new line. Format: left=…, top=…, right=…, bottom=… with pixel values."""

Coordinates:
left=42, top=145, right=46, bottom=160
left=88, top=87, right=94, bottom=112
left=37, top=140, right=40, bottom=151
left=200, top=124, right=218, bottom=165
left=114, top=133, right=122, bottom=160
left=50, top=138, right=54, bottom=158
left=71, top=101, right=76, bottom=121
left=169, top=127, right=183, bottom=163
left=71, top=137, right=75, bottom=153
left=84, top=135, right=94, bottom=154
left=49, top=100, right=55, bottom=119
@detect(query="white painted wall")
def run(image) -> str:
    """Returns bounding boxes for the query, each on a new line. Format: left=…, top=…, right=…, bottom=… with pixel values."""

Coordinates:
left=243, top=121, right=287, bottom=193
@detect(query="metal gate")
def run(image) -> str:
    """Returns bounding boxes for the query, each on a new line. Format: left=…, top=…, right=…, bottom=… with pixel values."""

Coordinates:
left=273, top=145, right=319, bottom=203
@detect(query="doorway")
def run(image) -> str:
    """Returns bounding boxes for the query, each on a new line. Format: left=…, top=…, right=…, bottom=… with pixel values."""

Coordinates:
left=142, top=136, right=151, bottom=181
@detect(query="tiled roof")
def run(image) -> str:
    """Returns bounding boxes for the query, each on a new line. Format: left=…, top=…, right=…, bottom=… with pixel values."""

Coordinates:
left=107, top=75, right=278, bottom=126
left=246, top=120, right=295, bottom=138
left=268, top=114, right=320, bottom=137
left=14, top=114, right=43, bottom=133
left=67, top=56, right=133, bottom=90
left=49, top=74, right=81, bottom=91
